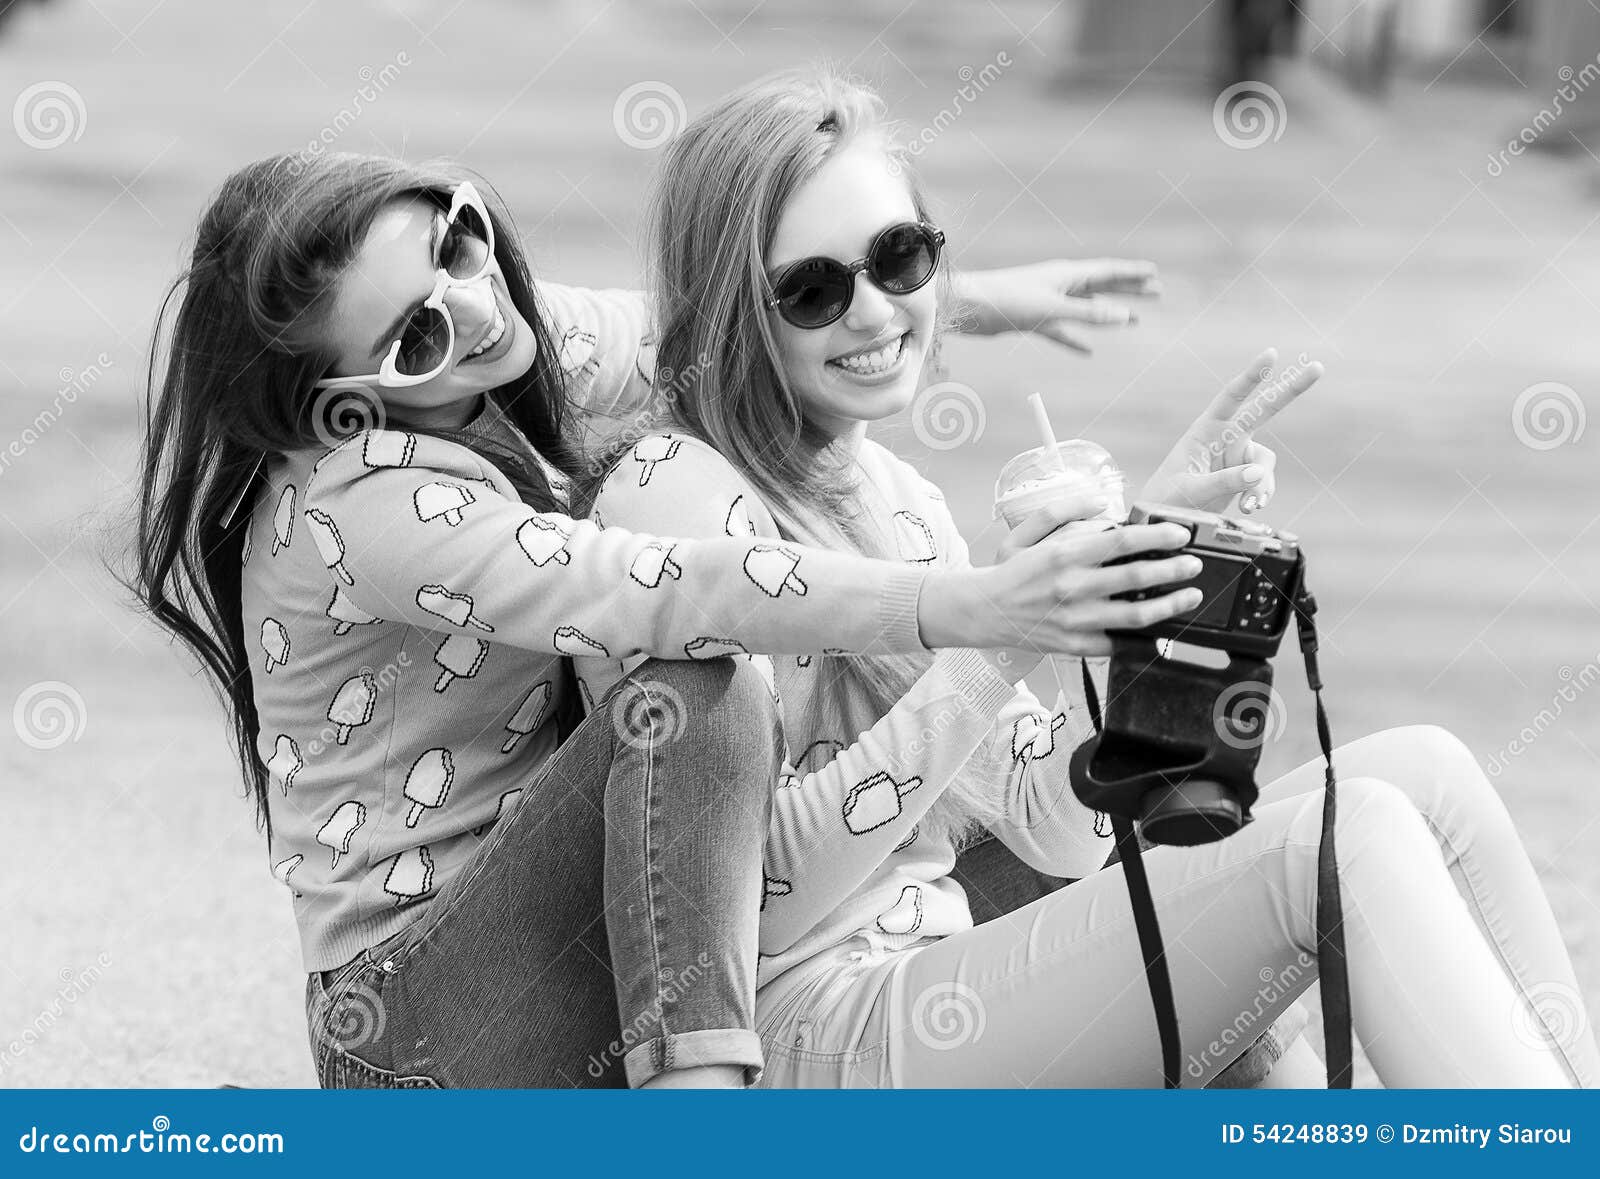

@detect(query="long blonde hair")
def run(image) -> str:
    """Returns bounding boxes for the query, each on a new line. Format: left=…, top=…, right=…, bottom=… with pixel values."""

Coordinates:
left=642, top=67, right=1003, bottom=848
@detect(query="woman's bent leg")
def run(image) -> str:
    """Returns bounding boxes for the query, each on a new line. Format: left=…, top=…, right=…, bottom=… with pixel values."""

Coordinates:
left=339, top=657, right=780, bottom=1088
left=1258, top=725, right=1598, bottom=1086
left=600, top=659, right=783, bottom=1086
left=834, top=777, right=1575, bottom=1087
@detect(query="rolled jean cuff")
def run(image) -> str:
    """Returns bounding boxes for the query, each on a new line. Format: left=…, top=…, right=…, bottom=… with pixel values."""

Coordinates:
left=623, top=1027, right=765, bottom=1088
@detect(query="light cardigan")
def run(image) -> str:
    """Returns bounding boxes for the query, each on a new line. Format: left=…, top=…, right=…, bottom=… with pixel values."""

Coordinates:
left=242, top=284, right=927, bottom=971
left=580, top=433, right=1111, bottom=985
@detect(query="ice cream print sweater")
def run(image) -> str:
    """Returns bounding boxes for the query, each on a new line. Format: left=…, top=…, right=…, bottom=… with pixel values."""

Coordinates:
left=581, top=434, right=1112, bottom=984
left=242, top=285, right=927, bottom=972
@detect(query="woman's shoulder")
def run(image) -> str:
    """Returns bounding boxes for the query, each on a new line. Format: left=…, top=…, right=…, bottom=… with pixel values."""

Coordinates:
left=857, top=437, right=950, bottom=508
left=594, top=430, right=773, bottom=537
left=856, top=438, right=963, bottom=566
left=600, top=430, right=752, bottom=494
left=302, top=427, right=518, bottom=504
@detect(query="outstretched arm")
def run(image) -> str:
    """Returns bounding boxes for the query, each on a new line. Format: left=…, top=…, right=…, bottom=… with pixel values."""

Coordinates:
left=950, top=257, right=1160, bottom=353
left=302, top=429, right=928, bottom=666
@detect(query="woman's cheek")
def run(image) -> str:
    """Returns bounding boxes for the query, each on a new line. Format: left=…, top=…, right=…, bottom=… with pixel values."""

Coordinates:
left=507, top=312, right=538, bottom=375
left=776, top=327, right=821, bottom=386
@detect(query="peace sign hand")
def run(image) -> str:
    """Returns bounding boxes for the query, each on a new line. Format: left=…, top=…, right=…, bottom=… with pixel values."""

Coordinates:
left=1137, top=349, right=1323, bottom=516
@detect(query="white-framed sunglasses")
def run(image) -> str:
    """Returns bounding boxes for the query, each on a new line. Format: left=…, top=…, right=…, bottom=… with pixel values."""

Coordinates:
left=314, top=180, right=497, bottom=390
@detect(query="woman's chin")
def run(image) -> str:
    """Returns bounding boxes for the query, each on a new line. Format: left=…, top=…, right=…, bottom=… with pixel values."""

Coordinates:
left=477, top=335, right=539, bottom=389
left=827, top=366, right=923, bottom=422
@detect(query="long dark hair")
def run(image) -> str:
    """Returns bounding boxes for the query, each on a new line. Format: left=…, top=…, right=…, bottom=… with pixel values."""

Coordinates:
left=127, top=152, right=582, bottom=834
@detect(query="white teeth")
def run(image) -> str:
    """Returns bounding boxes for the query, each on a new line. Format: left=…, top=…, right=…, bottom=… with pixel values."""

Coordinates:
left=831, top=333, right=906, bottom=375
left=467, top=308, right=506, bottom=358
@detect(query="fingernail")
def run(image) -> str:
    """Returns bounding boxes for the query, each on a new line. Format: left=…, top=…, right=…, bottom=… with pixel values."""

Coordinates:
left=1243, top=465, right=1265, bottom=483
left=1240, top=494, right=1259, bottom=514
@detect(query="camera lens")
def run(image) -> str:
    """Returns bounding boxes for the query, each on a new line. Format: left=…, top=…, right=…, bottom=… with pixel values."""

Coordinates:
left=1138, top=779, right=1244, bottom=845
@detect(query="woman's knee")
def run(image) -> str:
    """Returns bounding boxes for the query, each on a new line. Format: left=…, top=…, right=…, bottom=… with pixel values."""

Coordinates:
left=627, top=655, right=777, bottom=716
left=1329, top=775, right=1436, bottom=857
left=1346, top=725, right=1514, bottom=842
left=619, top=657, right=783, bottom=759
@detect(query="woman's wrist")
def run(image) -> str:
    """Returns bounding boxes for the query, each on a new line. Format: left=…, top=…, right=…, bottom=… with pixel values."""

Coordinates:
left=918, top=573, right=1044, bottom=677
left=918, top=568, right=1008, bottom=649
left=947, top=270, right=1000, bottom=335
left=916, top=569, right=971, bottom=648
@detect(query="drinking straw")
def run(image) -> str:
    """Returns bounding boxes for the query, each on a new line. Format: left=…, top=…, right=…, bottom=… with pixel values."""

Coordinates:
left=1024, top=393, right=1078, bottom=700
left=1027, top=393, right=1065, bottom=472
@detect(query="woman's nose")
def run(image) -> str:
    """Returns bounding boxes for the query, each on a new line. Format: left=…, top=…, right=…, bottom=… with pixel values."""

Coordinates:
left=842, top=271, right=895, bottom=334
left=444, top=275, right=497, bottom=334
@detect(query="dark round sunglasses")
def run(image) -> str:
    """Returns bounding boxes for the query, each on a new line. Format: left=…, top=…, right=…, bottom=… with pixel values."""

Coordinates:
left=765, top=221, right=945, bottom=329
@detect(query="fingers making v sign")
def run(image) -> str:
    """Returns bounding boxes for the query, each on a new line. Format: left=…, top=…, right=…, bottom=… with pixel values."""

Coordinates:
left=1139, top=348, right=1324, bottom=517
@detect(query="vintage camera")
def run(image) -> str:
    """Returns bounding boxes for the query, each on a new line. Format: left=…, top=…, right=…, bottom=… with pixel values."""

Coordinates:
left=1109, top=503, right=1302, bottom=656
left=1068, top=504, right=1353, bottom=1088
left=1069, top=503, right=1306, bottom=846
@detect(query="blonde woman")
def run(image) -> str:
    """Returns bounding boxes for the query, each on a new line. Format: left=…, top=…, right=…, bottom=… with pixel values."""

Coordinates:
left=580, top=68, right=1598, bottom=1088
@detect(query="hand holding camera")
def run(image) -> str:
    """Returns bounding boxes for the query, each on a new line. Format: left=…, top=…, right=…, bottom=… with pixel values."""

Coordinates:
left=992, top=359, right=1348, bottom=1089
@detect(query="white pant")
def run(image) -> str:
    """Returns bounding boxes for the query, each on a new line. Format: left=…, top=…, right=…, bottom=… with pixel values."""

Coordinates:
left=752, top=726, right=1598, bottom=1088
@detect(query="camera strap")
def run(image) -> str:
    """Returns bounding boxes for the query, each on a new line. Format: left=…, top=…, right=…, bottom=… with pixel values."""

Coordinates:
left=1295, top=582, right=1354, bottom=1088
left=1080, top=662, right=1183, bottom=1087
left=1079, top=574, right=1353, bottom=1088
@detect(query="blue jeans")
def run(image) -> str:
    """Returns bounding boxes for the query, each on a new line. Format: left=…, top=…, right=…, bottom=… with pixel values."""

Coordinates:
left=305, top=657, right=783, bottom=1088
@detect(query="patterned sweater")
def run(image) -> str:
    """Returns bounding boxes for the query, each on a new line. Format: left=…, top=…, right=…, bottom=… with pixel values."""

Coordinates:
left=581, top=434, right=1111, bottom=985
left=242, top=285, right=928, bottom=971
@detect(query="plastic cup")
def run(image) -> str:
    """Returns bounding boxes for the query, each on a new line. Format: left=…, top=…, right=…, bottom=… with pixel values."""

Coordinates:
left=993, top=439, right=1127, bottom=532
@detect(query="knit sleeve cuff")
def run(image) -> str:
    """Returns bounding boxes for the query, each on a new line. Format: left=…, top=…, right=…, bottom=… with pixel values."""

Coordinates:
left=932, top=647, right=1019, bottom=718
left=870, top=564, right=931, bottom=653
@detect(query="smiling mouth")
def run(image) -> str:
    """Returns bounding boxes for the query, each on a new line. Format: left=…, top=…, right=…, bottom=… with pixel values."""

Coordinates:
left=464, top=305, right=507, bottom=361
left=828, top=331, right=909, bottom=376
